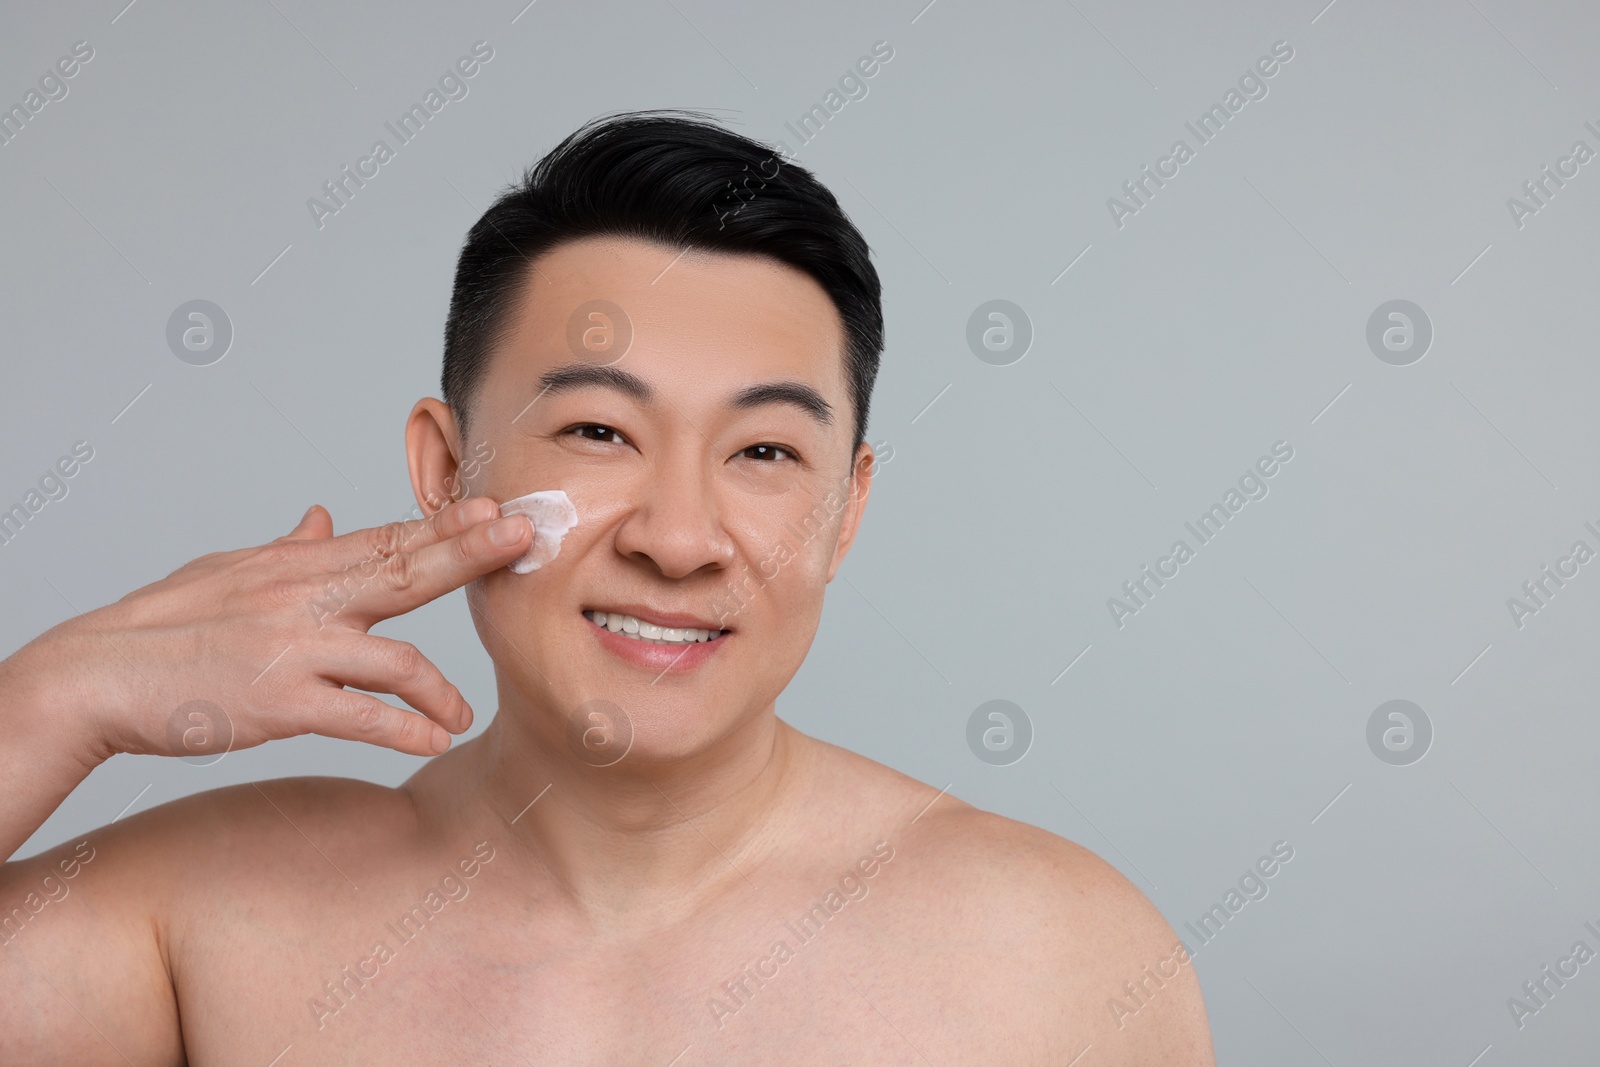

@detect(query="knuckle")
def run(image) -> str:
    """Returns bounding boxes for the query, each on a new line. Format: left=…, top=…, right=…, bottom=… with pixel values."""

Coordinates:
left=261, top=577, right=311, bottom=612
left=184, top=550, right=228, bottom=573
left=391, top=710, right=422, bottom=750
left=345, top=694, right=386, bottom=734
left=370, top=522, right=407, bottom=561
left=380, top=550, right=417, bottom=594
left=423, top=504, right=452, bottom=537
left=454, top=524, right=485, bottom=564
left=389, top=641, right=425, bottom=682
left=461, top=519, right=488, bottom=560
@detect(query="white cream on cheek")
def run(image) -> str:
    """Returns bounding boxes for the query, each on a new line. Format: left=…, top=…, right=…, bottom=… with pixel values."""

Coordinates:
left=499, top=490, right=579, bottom=573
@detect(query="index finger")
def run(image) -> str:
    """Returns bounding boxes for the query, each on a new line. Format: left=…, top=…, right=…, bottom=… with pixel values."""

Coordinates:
left=323, top=496, right=502, bottom=568
left=330, top=502, right=533, bottom=625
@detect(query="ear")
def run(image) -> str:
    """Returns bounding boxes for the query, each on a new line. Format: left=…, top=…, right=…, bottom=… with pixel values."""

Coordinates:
left=825, top=441, right=877, bottom=583
left=405, top=398, right=468, bottom=518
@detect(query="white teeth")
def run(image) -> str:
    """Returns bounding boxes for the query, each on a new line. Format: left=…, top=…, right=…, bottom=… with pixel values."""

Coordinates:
left=583, top=611, right=722, bottom=645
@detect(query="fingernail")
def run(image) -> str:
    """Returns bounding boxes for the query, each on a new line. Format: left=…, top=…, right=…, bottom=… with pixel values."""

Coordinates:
left=430, top=725, right=451, bottom=753
left=488, top=515, right=529, bottom=547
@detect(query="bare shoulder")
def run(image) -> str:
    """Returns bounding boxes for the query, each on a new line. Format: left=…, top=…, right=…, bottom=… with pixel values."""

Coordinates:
left=73, top=773, right=414, bottom=875
left=794, top=735, right=1215, bottom=1065
left=919, top=805, right=1214, bottom=1064
left=7, top=774, right=422, bottom=938
left=0, top=775, right=413, bottom=1066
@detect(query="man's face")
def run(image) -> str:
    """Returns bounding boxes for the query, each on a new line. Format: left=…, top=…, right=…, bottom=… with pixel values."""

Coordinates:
left=422, top=235, right=874, bottom=763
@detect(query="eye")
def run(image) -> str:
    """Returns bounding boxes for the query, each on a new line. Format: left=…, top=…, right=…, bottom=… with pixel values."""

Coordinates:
left=739, top=443, right=798, bottom=463
left=567, top=424, right=629, bottom=446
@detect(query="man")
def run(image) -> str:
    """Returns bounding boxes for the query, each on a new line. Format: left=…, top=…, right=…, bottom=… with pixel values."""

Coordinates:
left=0, top=111, right=1214, bottom=1063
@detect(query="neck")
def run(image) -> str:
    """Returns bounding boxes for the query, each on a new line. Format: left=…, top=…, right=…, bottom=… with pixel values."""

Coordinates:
left=460, top=692, right=809, bottom=928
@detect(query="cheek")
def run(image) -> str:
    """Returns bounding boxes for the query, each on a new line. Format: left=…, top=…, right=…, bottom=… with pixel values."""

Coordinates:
left=465, top=577, right=517, bottom=657
left=744, top=508, right=840, bottom=594
left=468, top=560, right=565, bottom=641
left=788, top=529, right=839, bottom=585
left=466, top=571, right=573, bottom=704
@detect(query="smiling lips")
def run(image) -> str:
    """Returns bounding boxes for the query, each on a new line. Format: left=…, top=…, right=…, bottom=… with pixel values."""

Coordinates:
left=582, top=609, right=727, bottom=645
left=581, top=607, right=731, bottom=674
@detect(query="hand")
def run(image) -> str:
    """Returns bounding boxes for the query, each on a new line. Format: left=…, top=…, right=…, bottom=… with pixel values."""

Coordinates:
left=10, top=497, right=533, bottom=763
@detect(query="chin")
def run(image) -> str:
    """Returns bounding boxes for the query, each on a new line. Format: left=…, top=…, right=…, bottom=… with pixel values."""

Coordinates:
left=559, top=697, right=746, bottom=770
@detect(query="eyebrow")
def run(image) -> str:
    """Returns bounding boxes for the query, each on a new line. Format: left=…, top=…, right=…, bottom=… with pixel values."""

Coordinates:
left=534, top=361, right=834, bottom=427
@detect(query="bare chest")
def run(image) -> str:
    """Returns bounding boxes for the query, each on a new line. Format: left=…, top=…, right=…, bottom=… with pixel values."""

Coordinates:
left=175, top=874, right=1049, bottom=1065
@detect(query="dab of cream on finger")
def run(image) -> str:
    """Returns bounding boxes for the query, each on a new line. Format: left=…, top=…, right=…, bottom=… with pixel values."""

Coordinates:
left=499, top=490, right=579, bottom=574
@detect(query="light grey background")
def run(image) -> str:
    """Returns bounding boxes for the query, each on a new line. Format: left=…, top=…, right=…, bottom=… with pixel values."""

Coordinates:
left=3, top=0, right=1596, bottom=1062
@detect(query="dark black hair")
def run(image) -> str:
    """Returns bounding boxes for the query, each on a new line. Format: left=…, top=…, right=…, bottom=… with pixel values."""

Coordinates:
left=441, top=108, right=884, bottom=452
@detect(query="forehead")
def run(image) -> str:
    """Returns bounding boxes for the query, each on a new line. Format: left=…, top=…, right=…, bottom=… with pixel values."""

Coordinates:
left=487, top=234, right=849, bottom=401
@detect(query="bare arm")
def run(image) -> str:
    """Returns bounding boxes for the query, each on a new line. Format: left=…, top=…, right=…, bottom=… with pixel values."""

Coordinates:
left=0, top=496, right=534, bottom=1063
left=0, top=653, right=104, bottom=866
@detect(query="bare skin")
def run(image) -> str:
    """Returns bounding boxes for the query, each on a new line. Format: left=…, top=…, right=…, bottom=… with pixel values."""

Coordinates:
left=0, top=236, right=1215, bottom=1065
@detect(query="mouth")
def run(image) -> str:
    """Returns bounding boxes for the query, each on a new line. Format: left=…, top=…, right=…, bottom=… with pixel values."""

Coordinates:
left=581, top=609, right=730, bottom=647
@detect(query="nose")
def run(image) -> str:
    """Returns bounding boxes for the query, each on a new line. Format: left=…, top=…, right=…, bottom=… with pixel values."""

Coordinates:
left=611, top=442, right=737, bottom=580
